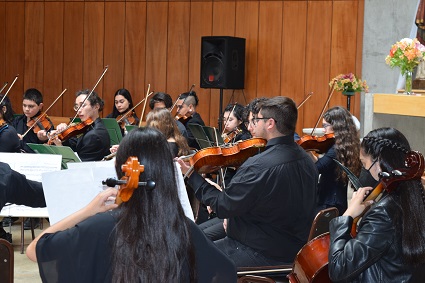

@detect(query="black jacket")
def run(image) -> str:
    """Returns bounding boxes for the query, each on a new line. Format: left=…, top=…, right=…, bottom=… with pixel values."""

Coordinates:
left=329, top=193, right=414, bottom=282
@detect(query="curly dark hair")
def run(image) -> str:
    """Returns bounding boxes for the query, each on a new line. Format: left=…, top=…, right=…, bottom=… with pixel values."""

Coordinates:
left=323, top=106, right=361, bottom=183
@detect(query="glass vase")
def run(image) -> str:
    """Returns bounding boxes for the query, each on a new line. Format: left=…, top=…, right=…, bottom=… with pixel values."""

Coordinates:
left=404, top=70, right=413, bottom=94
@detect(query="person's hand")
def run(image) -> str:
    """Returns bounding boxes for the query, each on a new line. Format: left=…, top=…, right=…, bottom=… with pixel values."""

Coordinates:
left=175, top=157, right=191, bottom=175
left=110, top=145, right=119, bottom=154
left=343, top=186, right=374, bottom=219
left=17, top=133, right=23, bottom=140
left=223, top=219, right=228, bottom=233
left=207, top=206, right=213, bottom=214
left=82, top=188, right=119, bottom=217
left=37, top=130, right=48, bottom=141
left=421, top=175, right=425, bottom=187
left=205, top=178, right=222, bottom=192
left=56, top=123, right=68, bottom=132
left=308, top=151, right=318, bottom=162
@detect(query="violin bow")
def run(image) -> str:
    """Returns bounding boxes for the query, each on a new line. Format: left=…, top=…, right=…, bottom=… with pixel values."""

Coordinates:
left=138, top=84, right=152, bottom=127
left=310, top=81, right=335, bottom=136
left=297, top=92, right=313, bottom=109
left=69, top=66, right=109, bottom=125
left=0, top=82, right=8, bottom=94
left=332, top=158, right=363, bottom=191
left=221, top=103, right=237, bottom=136
left=0, top=75, right=19, bottom=106
left=22, top=89, right=67, bottom=138
left=117, top=94, right=152, bottom=124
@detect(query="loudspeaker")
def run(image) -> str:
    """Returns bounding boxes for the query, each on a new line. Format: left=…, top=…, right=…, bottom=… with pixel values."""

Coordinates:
left=200, top=36, right=246, bottom=89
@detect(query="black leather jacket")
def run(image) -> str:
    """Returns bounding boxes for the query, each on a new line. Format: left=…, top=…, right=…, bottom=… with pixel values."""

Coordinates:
left=328, top=193, right=414, bottom=282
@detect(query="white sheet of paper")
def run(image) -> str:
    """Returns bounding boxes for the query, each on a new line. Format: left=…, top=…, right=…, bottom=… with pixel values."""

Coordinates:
left=0, top=152, right=62, bottom=182
left=42, top=165, right=117, bottom=225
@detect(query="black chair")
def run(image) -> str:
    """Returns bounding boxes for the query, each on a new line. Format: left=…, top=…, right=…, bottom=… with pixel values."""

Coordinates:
left=237, top=207, right=339, bottom=283
left=0, top=238, right=14, bottom=283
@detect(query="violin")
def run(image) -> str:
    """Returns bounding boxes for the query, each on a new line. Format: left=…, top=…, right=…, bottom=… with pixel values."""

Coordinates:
left=222, top=127, right=243, bottom=144
left=184, top=138, right=267, bottom=177
left=296, top=133, right=335, bottom=154
left=47, top=118, right=94, bottom=145
left=175, top=113, right=189, bottom=123
left=116, top=112, right=137, bottom=129
left=102, top=156, right=155, bottom=204
left=26, top=112, right=53, bottom=133
left=287, top=151, right=425, bottom=283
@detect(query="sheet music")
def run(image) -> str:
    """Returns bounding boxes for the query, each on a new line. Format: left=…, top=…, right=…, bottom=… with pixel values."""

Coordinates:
left=0, top=152, right=62, bottom=182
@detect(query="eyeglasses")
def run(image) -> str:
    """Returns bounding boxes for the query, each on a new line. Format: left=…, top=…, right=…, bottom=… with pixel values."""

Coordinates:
left=73, top=103, right=89, bottom=112
left=249, top=117, right=274, bottom=126
left=323, top=123, right=332, bottom=128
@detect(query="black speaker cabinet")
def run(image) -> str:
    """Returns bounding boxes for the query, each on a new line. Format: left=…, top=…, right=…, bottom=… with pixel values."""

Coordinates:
left=200, top=36, right=246, bottom=89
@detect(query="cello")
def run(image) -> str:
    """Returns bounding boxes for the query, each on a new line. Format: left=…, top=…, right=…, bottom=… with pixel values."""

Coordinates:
left=287, top=151, right=425, bottom=283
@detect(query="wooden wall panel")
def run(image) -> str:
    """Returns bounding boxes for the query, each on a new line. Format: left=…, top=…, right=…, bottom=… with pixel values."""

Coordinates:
left=303, top=1, right=332, bottom=129
left=83, top=2, right=104, bottom=98
left=329, top=0, right=358, bottom=111
left=0, top=2, right=5, bottom=82
left=124, top=2, right=146, bottom=103
left=104, top=2, right=125, bottom=115
left=0, top=0, right=365, bottom=131
left=235, top=1, right=259, bottom=106
left=166, top=2, right=190, bottom=97
left=257, top=1, right=283, bottom=97
left=24, top=2, right=44, bottom=92
left=145, top=1, right=168, bottom=116
left=210, top=1, right=236, bottom=128
left=189, top=1, right=212, bottom=124
left=282, top=1, right=307, bottom=135
left=63, top=2, right=84, bottom=117
left=44, top=2, right=64, bottom=116
left=6, top=2, right=25, bottom=108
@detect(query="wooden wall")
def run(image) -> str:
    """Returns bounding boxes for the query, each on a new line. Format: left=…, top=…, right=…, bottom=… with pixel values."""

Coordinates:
left=0, top=0, right=364, bottom=135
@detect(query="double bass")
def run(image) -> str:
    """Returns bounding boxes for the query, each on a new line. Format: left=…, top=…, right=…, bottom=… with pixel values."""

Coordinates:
left=287, top=151, right=425, bottom=283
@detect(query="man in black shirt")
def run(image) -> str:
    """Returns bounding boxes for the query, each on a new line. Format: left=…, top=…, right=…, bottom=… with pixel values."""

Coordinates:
left=178, top=96, right=318, bottom=267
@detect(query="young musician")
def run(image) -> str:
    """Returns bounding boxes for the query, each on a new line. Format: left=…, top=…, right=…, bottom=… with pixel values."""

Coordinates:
left=0, top=162, right=45, bottom=243
left=145, top=108, right=190, bottom=157
left=178, top=96, right=318, bottom=267
left=309, top=106, right=362, bottom=215
left=0, top=94, right=16, bottom=124
left=175, top=91, right=205, bottom=149
left=149, top=92, right=188, bottom=138
left=27, top=127, right=236, bottom=282
left=51, top=90, right=110, bottom=161
left=106, top=88, right=139, bottom=135
left=222, top=103, right=251, bottom=143
left=13, top=88, right=54, bottom=150
left=328, top=127, right=425, bottom=282
left=0, top=96, right=20, bottom=153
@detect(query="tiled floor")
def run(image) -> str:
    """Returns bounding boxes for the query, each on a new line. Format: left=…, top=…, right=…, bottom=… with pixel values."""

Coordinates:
left=3, top=218, right=45, bottom=283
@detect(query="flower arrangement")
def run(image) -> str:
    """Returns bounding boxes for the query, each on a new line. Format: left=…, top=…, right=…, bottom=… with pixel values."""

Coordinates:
left=329, top=73, right=369, bottom=93
left=385, top=38, right=425, bottom=75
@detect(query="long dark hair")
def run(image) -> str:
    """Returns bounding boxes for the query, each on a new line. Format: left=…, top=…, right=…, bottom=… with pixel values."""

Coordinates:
left=111, top=127, right=195, bottom=282
left=0, top=95, right=15, bottom=124
left=110, top=88, right=134, bottom=117
left=323, top=106, right=361, bottom=183
left=361, top=127, right=425, bottom=266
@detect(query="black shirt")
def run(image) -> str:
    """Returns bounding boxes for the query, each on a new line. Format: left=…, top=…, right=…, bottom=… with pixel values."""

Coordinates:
left=63, top=118, right=110, bottom=161
left=182, top=112, right=205, bottom=149
left=188, top=135, right=319, bottom=263
left=13, top=112, right=54, bottom=152
left=0, top=124, right=20, bottom=153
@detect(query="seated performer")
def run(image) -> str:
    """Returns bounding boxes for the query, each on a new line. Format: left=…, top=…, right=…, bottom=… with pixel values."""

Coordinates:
left=0, top=98, right=20, bottom=153
left=149, top=92, right=187, bottom=138
left=0, top=94, right=16, bottom=124
left=221, top=103, right=251, bottom=143
left=13, top=88, right=54, bottom=152
left=309, top=106, right=362, bottom=215
left=50, top=90, right=110, bottom=161
left=0, top=162, right=45, bottom=243
left=178, top=96, right=318, bottom=267
left=328, top=127, right=425, bottom=282
left=175, top=91, right=205, bottom=149
left=106, top=88, right=139, bottom=135
left=27, top=127, right=237, bottom=283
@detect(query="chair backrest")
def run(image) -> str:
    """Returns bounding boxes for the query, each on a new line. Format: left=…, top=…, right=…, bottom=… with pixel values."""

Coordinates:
left=308, top=207, right=339, bottom=241
left=0, top=238, right=14, bottom=283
